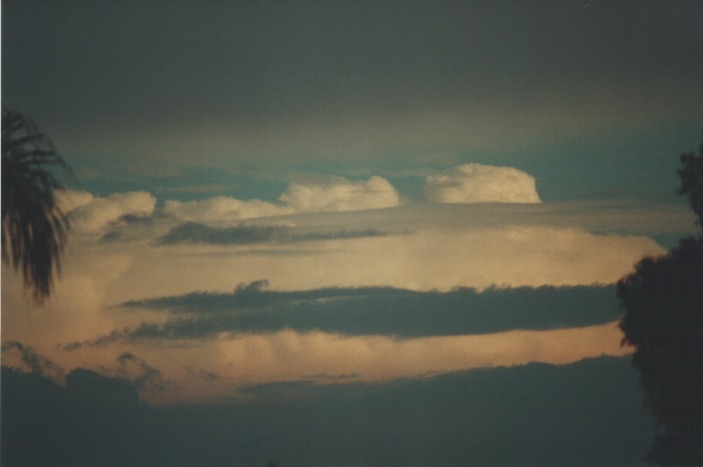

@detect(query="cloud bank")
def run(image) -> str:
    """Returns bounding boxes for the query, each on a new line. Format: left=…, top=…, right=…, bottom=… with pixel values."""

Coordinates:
left=425, top=163, right=541, bottom=204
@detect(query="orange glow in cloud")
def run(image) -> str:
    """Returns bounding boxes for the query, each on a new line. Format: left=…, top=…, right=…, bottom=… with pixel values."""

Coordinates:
left=91, top=321, right=631, bottom=405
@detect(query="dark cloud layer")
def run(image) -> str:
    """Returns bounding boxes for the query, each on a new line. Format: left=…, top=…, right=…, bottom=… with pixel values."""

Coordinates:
left=1, top=356, right=654, bottom=466
left=65, top=284, right=622, bottom=348
left=157, top=222, right=389, bottom=245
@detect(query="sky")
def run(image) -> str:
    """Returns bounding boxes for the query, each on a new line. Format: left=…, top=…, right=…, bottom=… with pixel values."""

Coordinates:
left=2, top=0, right=702, bottom=465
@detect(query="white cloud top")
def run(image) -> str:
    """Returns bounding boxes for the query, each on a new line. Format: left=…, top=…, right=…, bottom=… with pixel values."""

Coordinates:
left=425, top=163, right=541, bottom=204
left=164, top=197, right=292, bottom=225
left=280, top=175, right=401, bottom=212
left=164, top=176, right=401, bottom=225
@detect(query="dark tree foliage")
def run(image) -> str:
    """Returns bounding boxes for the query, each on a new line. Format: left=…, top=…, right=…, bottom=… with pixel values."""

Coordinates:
left=678, top=143, right=703, bottom=228
left=2, top=107, right=70, bottom=303
left=618, top=143, right=703, bottom=465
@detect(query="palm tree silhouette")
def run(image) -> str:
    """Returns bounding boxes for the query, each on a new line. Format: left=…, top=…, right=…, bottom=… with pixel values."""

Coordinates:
left=2, top=107, right=70, bottom=303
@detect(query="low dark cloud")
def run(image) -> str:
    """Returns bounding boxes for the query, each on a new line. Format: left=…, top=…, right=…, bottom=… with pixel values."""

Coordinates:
left=100, top=211, right=168, bottom=243
left=157, top=221, right=389, bottom=245
left=112, top=352, right=176, bottom=392
left=1, top=341, right=65, bottom=381
left=1, top=342, right=174, bottom=393
left=2, top=365, right=144, bottom=467
left=67, top=283, right=621, bottom=348
left=1, top=356, right=654, bottom=466
left=158, top=222, right=282, bottom=245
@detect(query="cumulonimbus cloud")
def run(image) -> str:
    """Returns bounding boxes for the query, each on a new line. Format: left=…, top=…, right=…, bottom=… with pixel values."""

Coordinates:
left=425, top=163, right=541, bottom=204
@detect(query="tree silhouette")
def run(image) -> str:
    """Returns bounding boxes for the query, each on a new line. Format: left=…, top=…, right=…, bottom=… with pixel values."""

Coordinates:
left=617, top=142, right=703, bottom=465
left=678, top=143, right=703, bottom=227
left=2, top=107, right=70, bottom=303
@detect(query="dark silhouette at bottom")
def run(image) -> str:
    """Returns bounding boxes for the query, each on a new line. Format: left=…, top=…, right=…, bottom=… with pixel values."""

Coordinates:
left=618, top=142, right=703, bottom=465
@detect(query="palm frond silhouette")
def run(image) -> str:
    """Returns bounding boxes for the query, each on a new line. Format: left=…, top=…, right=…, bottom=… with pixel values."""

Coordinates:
left=2, top=107, right=70, bottom=302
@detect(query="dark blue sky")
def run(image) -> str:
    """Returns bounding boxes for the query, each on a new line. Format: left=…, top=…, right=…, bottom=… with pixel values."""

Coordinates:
left=3, top=0, right=702, bottom=202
